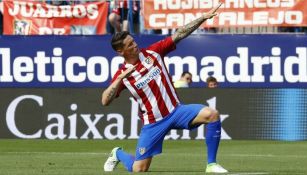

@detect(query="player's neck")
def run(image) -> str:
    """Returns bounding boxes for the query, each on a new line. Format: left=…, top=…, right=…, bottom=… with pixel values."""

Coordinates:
left=125, top=55, right=139, bottom=65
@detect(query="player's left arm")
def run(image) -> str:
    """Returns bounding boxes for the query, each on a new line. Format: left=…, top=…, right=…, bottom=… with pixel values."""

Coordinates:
left=171, top=2, right=222, bottom=44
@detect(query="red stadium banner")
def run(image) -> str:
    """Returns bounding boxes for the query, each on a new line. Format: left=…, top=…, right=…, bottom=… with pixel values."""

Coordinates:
left=3, top=0, right=109, bottom=35
left=143, top=0, right=307, bottom=29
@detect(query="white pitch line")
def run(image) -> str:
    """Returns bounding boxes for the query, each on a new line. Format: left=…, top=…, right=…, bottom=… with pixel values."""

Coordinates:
left=160, top=153, right=307, bottom=158
left=3, top=152, right=307, bottom=158
left=224, top=154, right=307, bottom=158
left=227, top=173, right=269, bottom=175
left=3, top=152, right=108, bottom=155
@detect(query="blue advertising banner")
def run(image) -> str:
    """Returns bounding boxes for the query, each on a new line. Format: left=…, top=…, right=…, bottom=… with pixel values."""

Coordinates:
left=0, top=34, right=306, bottom=88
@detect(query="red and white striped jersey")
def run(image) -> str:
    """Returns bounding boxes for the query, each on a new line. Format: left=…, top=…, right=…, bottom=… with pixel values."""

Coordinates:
left=111, top=37, right=180, bottom=125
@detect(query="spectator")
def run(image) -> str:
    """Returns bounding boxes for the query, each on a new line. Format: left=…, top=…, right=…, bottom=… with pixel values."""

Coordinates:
left=44, top=0, right=68, bottom=6
left=108, top=0, right=129, bottom=33
left=66, top=0, right=91, bottom=5
left=173, top=71, right=192, bottom=88
left=206, top=76, right=218, bottom=88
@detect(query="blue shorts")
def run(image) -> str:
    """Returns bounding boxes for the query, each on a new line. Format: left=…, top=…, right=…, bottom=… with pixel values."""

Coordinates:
left=135, top=104, right=205, bottom=160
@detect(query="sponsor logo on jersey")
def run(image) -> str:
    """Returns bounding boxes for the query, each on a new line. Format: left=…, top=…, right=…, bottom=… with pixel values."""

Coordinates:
left=135, top=66, right=161, bottom=89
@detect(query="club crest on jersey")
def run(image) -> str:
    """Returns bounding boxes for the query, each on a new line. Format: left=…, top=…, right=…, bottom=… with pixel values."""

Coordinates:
left=139, top=147, right=146, bottom=155
left=145, top=56, right=153, bottom=65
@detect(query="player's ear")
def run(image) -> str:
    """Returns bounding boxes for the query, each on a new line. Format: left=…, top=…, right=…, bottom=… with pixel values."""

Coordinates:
left=116, top=49, right=124, bottom=56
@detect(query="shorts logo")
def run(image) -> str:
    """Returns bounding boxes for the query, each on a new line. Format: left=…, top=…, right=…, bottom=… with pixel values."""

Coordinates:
left=145, top=56, right=153, bottom=65
left=14, top=20, right=31, bottom=35
left=139, top=147, right=146, bottom=155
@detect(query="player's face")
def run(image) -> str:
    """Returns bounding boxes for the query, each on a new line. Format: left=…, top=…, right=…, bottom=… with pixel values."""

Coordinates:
left=208, top=81, right=218, bottom=88
left=121, top=35, right=139, bottom=58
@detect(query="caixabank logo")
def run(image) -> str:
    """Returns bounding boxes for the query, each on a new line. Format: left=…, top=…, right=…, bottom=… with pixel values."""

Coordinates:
left=1, top=93, right=230, bottom=140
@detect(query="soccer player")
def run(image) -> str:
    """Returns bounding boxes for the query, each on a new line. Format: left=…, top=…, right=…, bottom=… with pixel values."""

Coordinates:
left=207, top=76, right=218, bottom=88
left=173, top=71, right=193, bottom=88
left=102, top=2, right=228, bottom=173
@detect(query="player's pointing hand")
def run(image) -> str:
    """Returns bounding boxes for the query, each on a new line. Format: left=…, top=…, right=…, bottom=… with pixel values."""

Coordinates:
left=119, top=64, right=137, bottom=79
left=203, top=2, right=222, bottom=19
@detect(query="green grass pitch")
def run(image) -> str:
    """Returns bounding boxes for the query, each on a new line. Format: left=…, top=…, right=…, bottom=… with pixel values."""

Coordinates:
left=0, top=140, right=306, bottom=175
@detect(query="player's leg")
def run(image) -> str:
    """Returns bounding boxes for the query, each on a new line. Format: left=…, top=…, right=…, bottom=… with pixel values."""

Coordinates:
left=190, top=107, right=221, bottom=163
left=104, top=114, right=171, bottom=172
left=171, top=104, right=227, bottom=173
left=172, top=105, right=222, bottom=162
left=132, top=112, right=178, bottom=172
left=110, top=148, right=152, bottom=172
left=190, top=107, right=227, bottom=173
left=131, top=120, right=170, bottom=172
left=189, top=106, right=219, bottom=125
left=115, top=148, right=135, bottom=172
left=132, top=157, right=152, bottom=172
left=104, top=145, right=151, bottom=172
left=104, top=147, right=126, bottom=172
left=104, top=147, right=151, bottom=172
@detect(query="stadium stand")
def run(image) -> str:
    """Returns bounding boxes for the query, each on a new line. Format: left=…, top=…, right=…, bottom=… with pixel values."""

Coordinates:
left=0, top=0, right=306, bottom=35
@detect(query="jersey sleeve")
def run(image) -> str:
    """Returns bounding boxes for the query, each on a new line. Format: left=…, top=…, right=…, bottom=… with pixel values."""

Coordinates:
left=110, top=69, right=126, bottom=98
left=147, top=36, right=176, bottom=58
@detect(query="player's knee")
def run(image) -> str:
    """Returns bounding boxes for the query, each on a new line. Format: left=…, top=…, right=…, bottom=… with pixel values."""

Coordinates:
left=133, top=166, right=149, bottom=172
left=209, top=109, right=220, bottom=122
left=133, top=163, right=149, bottom=172
left=202, top=107, right=219, bottom=123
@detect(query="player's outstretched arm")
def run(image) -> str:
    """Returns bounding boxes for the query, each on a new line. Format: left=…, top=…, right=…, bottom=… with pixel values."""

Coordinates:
left=101, top=65, right=136, bottom=106
left=171, top=2, right=222, bottom=44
